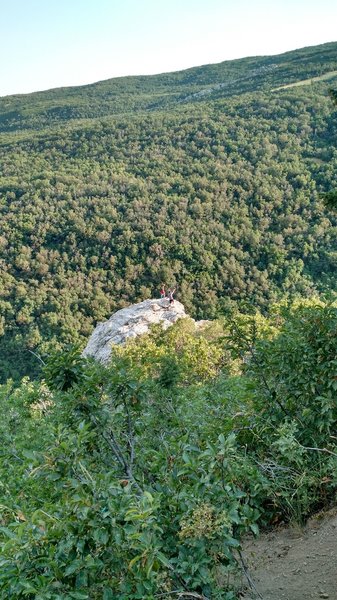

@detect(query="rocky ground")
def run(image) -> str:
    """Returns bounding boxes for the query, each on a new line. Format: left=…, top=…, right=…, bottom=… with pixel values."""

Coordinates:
left=82, top=298, right=187, bottom=364
left=239, top=508, right=337, bottom=600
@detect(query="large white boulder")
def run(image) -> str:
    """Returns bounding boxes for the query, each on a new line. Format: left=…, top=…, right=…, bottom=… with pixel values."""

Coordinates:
left=82, top=298, right=187, bottom=364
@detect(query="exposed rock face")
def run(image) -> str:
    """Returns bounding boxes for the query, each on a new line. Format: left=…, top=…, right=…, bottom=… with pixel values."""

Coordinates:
left=82, top=298, right=188, bottom=364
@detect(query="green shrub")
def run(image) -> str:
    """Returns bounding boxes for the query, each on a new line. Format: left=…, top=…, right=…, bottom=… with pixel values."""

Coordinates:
left=1, top=300, right=337, bottom=597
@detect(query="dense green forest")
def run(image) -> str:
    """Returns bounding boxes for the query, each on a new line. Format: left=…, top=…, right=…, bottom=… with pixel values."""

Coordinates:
left=0, top=42, right=337, bottom=380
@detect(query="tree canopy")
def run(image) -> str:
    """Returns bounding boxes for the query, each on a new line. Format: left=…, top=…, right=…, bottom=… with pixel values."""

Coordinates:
left=0, top=42, right=336, bottom=380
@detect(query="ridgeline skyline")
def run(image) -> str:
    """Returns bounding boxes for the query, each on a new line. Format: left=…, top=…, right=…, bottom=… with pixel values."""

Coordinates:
left=2, top=0, right=337, bottom=97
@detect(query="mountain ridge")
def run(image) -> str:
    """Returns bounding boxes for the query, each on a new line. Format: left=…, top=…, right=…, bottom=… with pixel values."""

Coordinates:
left=3, top=41, right=337, bottom=98
left=1, top=41, right=336, bottom=132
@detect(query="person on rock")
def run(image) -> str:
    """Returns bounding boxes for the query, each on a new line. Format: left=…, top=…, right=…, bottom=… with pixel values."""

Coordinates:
left=168, top=288, right=176, bottom=307
left=160, top=284, right=166, bottom=299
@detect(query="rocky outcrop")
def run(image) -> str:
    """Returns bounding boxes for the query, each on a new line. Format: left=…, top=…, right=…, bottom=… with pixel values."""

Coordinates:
left=82, top=298, right=188, bottom=364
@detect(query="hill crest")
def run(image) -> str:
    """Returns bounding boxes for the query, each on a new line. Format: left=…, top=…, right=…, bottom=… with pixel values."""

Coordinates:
left=1, top=41, right=336, bottom=133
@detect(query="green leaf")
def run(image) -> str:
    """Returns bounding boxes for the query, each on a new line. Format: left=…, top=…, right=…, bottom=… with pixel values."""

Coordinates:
left=250, top=523, right=259, bottom=535
left=156, top=551, right=172, bottom=569
left=64, top=560, right=82, bottom=576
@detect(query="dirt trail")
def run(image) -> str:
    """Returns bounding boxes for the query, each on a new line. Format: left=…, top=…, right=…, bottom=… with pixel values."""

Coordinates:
left=240, top=509, right=337, bottom=600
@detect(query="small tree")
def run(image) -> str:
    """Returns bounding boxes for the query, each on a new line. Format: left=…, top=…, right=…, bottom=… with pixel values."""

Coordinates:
left=321, top=90, right=337, bottom=212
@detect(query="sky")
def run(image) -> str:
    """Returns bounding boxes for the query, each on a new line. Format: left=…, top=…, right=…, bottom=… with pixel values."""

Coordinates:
left=1, top=0, right=337, bottom=97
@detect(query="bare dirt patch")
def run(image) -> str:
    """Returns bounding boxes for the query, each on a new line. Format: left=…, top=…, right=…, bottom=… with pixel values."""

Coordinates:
left=239, top=508, right=337, bottom=600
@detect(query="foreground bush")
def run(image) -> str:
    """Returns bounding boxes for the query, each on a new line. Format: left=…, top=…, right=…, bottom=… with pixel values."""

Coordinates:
left=0, top=301, right=336, bottom=598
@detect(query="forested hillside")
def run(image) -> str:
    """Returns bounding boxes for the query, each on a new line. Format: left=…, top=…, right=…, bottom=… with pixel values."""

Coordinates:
left=0, top=42, right=337, bottom=380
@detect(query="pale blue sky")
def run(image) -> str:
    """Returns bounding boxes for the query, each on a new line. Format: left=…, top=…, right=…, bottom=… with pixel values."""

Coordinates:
left=1, top=0, right=336, bottom=97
